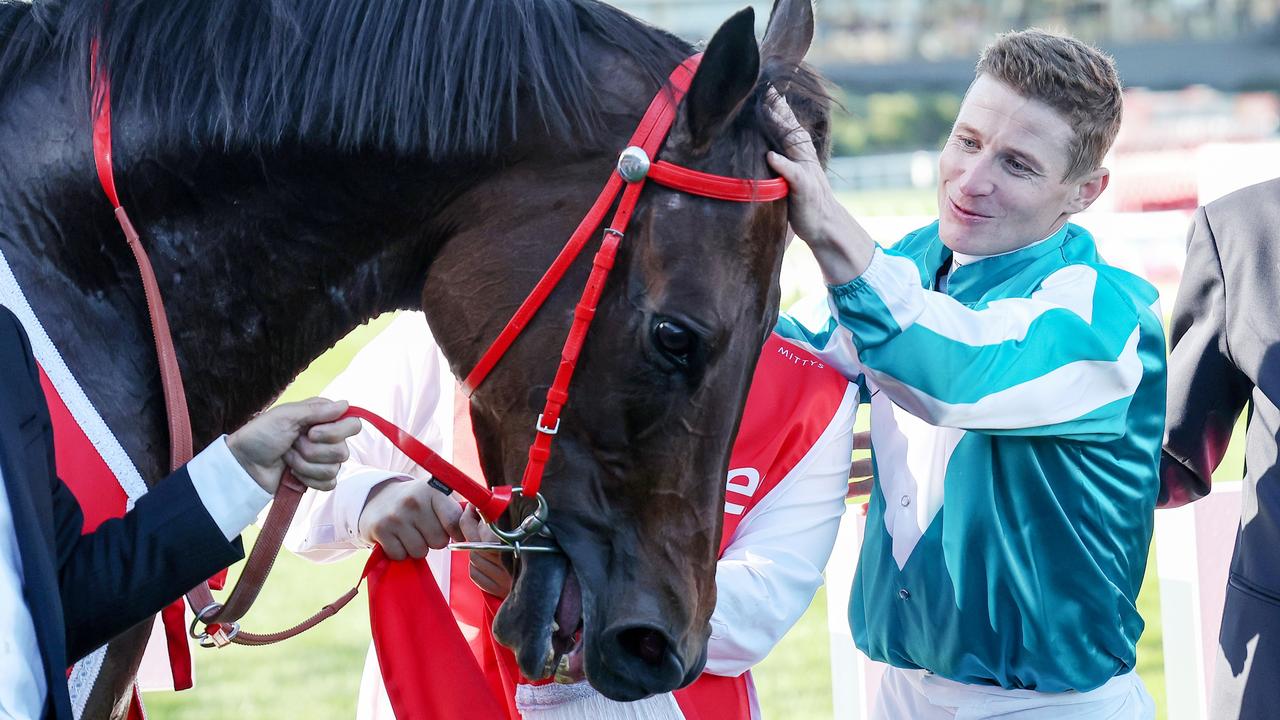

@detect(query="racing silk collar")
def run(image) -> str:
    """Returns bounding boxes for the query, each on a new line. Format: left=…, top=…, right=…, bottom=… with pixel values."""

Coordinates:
left=920, top=222, right=1075, bottom=302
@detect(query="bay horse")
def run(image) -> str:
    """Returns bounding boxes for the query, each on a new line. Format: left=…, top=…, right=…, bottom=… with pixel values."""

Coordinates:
left=0, top=0, right=830, bottom=715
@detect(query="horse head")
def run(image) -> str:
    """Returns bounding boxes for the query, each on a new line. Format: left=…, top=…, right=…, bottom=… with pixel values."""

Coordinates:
left=432, top=0, right=830, bottom=700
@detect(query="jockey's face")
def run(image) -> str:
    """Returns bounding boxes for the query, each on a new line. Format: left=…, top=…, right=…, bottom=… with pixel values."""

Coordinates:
left=937, top=74, right=1108, bottom=257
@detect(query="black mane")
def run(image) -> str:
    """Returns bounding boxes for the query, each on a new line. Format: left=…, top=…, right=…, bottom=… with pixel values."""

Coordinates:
left=0, top=0, right=691, bottom=156
left=0, top=0, right=829, bottom=160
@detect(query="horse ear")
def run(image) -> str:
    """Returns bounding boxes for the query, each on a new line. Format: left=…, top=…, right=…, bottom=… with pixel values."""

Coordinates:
left=683, top=7, right=760, bottom=151
left=760, top=0, right=815, bottom=87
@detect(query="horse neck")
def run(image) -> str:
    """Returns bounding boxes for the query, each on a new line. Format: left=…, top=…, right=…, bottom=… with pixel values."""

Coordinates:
left=113, top=149, right=490, bottom=437
left=0, top=82, right=481, bottom=456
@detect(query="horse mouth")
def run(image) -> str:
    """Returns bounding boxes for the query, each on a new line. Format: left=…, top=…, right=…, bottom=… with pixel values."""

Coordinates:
left=493, top=549, right=588, bottom=683
left=548, top=568, right=585, bottom=683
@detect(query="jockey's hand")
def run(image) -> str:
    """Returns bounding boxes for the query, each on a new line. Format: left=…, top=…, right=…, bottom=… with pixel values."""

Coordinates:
left=359, top=478, right=464, bottom=560
left=461, top=506, right=513, bottom=599
left=764, top=88, right=876, bottom=285
left=847, top=430, right=874, bottom=499
left=227, top=398, right=361, bottom=494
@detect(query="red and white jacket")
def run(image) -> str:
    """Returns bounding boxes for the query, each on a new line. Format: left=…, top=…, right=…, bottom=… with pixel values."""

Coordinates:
left=288, top=312, right=857, bottom=719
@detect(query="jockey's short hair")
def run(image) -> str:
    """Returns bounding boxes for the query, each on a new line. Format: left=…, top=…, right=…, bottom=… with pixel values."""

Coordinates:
left=975, top=28, right=1122, bottom=180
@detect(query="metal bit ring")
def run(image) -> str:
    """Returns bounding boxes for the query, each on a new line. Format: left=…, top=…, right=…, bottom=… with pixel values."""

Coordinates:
left=489, top=490, right=550, bottom=545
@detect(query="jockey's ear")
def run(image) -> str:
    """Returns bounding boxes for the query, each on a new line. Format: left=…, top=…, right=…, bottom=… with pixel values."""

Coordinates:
left=761, top=0, right=815, bottom=84
left=683, top=7, right=759, bottom=153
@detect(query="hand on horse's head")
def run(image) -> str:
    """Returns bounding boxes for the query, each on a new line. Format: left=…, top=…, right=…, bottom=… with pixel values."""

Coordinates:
left=765, top=88, right=876, bottom=284
left=358, top=476, right=464, bottom=560
left=226, top=397, right=361, bottom=494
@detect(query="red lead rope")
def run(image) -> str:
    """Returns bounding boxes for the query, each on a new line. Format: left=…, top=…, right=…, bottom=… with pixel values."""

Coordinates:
left=340, top=406, right=510, bottom=519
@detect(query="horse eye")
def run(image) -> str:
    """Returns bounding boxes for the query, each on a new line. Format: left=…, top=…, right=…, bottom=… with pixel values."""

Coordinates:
left=652, top=320, right=695, bottom=362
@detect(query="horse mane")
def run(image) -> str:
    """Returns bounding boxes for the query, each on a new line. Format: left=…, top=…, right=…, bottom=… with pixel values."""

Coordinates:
left=0, top=0, right=828, bottom=160
left=0, top=0, right=690, bottom=156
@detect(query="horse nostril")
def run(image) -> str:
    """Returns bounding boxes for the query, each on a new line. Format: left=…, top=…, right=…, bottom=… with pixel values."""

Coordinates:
left=618, top=627, right=670, bottom=666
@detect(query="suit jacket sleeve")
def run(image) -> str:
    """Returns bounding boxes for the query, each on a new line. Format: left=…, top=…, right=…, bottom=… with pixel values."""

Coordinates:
left=8, top=311, right=245, bottom=661
left=1160, top=206, right=1253, bottom=507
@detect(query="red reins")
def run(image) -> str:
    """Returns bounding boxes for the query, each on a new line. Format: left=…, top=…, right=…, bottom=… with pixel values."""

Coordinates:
left=91, top=51, right=786, bottom=647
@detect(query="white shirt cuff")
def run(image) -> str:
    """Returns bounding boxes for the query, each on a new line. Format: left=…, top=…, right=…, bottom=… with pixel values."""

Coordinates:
left=187, top=435, right=273, bottom=541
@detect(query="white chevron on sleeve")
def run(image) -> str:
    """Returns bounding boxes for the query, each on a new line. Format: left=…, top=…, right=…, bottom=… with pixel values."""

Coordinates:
left=861, top=327, right=1143, bottom=430
left=910, top=265, right=1099, bottom=346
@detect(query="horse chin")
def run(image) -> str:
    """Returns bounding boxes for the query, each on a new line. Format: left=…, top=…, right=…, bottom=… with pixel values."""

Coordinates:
left=491, top=551, right=586, bottom=683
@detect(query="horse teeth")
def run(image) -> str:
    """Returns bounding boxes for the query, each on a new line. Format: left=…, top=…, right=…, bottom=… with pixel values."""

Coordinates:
left=540, top=647, right=558, bottom=678
left=554, top=654, right=574, bottom=684
left=551, top=620, right=560, bottom=634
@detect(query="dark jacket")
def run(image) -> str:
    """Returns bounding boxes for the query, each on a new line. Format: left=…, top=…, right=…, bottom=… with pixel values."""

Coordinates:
left=0, top=304, right=241, bottom=719
left=1161, top=177, right=1280, bottom=719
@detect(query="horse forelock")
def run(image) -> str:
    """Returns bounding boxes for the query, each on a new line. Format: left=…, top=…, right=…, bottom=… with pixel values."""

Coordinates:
left=0, top=0, right=695, bottom=158
left=755, top=60, right=833, bottom=163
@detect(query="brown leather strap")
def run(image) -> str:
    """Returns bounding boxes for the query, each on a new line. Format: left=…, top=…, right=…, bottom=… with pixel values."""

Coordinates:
left=111, top=207, right=232, bottom=645
left=115, top=207, right=195, bottom=473
left=230, top=585, right=362, bottom=646
left=184, top=472, right=361, bottom=648
left=101, top=75, right=354, bottom=650
left=202, top=474, right=306, bottom=624
left=112, top=205, right=352, bottom=648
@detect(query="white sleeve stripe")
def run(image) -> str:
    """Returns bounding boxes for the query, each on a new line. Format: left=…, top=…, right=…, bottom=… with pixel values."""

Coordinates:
left=862, top=327, right=1144, bottom=430
left=860, top=249, right=927, bottom=332
left=909, top=265, right=1100, bottom=347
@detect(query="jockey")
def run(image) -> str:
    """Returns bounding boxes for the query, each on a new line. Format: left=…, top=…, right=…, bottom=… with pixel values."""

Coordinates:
left=766, top=29, right=1163, bottom=719
left=285, top=311, right=858, bottom=719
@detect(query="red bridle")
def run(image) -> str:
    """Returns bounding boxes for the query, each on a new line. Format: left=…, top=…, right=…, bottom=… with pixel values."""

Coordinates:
left=459, top=53, right=787, bottom=516
left=92, top=52, right=786, bottom=646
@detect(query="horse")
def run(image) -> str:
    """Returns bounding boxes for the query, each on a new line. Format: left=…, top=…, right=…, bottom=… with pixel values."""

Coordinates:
left=0, top=0, right=830, bottom=715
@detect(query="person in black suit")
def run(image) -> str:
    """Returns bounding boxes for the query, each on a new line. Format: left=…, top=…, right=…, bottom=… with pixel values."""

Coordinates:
left=1161, top=177, right=1280, bottom=719
left=0, top=304, right=360, bottom=719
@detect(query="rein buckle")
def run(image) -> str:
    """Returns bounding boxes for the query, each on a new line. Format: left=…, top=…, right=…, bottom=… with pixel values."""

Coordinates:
left=535, top=413, right=560, bottom=436
left=189, top=602, right=238, bottom=648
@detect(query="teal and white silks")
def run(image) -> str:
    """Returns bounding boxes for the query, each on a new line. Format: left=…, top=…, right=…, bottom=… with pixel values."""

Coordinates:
left=776, top=221, right=1167, bottom=693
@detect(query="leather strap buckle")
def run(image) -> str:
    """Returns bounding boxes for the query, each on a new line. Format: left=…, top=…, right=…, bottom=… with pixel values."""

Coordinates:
left=536, top=413, right=560, bottom=435
left=189, top=602, right=238, bottom=648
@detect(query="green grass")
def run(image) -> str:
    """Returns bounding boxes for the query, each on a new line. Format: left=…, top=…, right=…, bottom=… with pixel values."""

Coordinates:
left=146, top=518, right=1172, bottom=719
left=144, top=537, right=371, bottom=718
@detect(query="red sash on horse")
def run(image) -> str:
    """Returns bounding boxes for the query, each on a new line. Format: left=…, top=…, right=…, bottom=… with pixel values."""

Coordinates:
left=0, top=249, right=198, bottom=715
left=366, top=334, right=849, bottom=719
